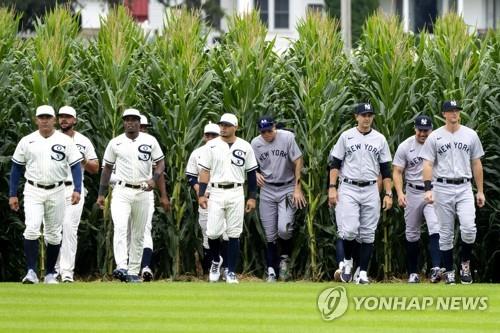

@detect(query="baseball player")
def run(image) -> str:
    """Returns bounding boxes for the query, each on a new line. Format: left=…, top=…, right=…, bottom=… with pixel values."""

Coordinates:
left=186, top=122, right=230, bottom=277
left=328, top=103, right=393, bottom=284
left=198, top=113, right=258, bottom=284
left=9, top=105, right=83, bottom=284
left=56, top=106, right=99, bottom=283
left=251, top=116, right=306, bottom=282
left=137, top=115, right=170, bottom=281
left=393, top=115, right=442, bottom=283
left=420, top=100, right=485, bottom=285
left=96, top=108, right=165, bottom=283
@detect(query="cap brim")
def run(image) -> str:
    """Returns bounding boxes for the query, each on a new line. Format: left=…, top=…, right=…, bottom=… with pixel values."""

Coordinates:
left=415, top=126, right=432, bottom=130
left=259, top=125, right=274, bottom=132
left=443, top=107, right=463, bottom=111
left=356, top=111, right=375, bottom=115
left=218, top=121, right=235, bottom=126
left=37, top=113, right=54, bottom=117
left=204, top=131, right=219, bottom=135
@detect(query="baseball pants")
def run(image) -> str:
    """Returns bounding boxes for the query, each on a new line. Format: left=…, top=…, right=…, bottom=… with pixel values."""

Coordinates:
left=23, top=183, right=65, bottom=245
left=142, top=192, right=155, bottom=250
left=259, top=183, right=296, bottom=242
left=111, top=185, right=151, bottom=275
left=404, top=185, right=439, bottom=242
left=336, top=183, right=380, bottom=243
left=433, top=183, right=476, bottom=251
left=206, top=186, right=244, bottom=239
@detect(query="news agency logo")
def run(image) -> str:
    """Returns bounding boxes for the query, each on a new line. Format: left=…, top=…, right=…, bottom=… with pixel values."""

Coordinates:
left=317, top=287, right=488, bottom=321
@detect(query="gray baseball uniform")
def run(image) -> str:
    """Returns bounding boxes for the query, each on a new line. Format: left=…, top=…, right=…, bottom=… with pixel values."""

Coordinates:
left=393, top=136, right=439, bottom=242
left=419, top=125, right=484, bottom=251
left=251, top=129, right=302, bottom=242
left=329, top=127, right=392, bottom=243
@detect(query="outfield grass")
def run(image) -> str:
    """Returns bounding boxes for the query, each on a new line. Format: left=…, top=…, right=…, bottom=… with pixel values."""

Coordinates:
left=0, top=281, right=498, bottom=333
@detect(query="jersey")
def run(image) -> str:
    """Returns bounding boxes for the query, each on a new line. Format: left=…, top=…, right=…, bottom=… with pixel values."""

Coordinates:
left=393, top=136, right=428, bottom=185
left=199, top=137, right=258, bottom=183
left=419, top=125, right=484, bottom=179
left=186, top=145, right=207, bottom=181
left=251, top=129, right=302, bottom=183
left=329, top=127, right=392, bottom=181
left=63, top=131, right=98, bottom=184
left=103, top=132, right=164, bottom=184
left=12, top=130, right=83, bottom=184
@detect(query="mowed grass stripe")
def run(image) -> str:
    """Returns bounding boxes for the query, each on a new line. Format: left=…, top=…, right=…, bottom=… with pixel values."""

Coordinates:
left=0, top=282, right=498, bottom=333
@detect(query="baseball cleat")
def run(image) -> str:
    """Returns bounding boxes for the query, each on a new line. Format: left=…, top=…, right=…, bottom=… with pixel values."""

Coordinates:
left=340, top=259, right=353, bottom=283
left=141, top=266, right=153, bottom=282
left=62, top=275, right=74, bottom=283
left=221, top=267, right=229, bottom=281
left=353, top=266, right=361, bottom=282
left=266, top=273, right=277, bottom=283
left=44, top=273, right=59, bottom=284
left=22, top=269, right=39, bottom=284
left=226, top=272, right=239, bottom=284
left=279, top=256, right=291, bottom=281
left=126, top=275, right=142, bottom=283
left=408, top=273, right=420, bottom=283
left=460, top=261, right=473, bottom=284
left=355, top=270, right=369, bottom=285
left=113, top=268, right=128, bottom=282
left=333, top=261, right=344, bottom=282
left=209, top=256, right=223, bottom=282
left=444, top=271, right=456, bottom=285
left=430, top=267, right=444, bottom=283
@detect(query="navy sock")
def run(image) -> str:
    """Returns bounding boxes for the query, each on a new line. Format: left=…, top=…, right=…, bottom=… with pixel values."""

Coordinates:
left=335, top=238, right=344, bottom=265
left=45, top=243, right=61, bottom=275
left=279, top=238, right=293, bottom=258
left=202, top=247, right=212, bottom=273
left=343, top=239, right=356, bottom=261
left=266, top=241, right=278, bottom=270
left=359, top=242, right=374, bottom=271
left=227, top=238, right=240, bottom=273
left=221, top=240, right=228, bottom=268
left=406, top=240, right=419, bottom=274
left=353, top=241, right=361, bottom=267
left=442, top=249, right=454, bottom=271
left=24, top=239, right=38, bottom=271
left=141, top=247, right=153, bottom=269
left=208, top=238, right=221, bottom=263
left=460, top=240, right=473, bottom=262
left=429, top=234, right=441, bottom=267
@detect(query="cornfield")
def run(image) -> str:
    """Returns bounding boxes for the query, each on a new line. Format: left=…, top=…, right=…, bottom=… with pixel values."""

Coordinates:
left=0, top=6, right=499, bottom=282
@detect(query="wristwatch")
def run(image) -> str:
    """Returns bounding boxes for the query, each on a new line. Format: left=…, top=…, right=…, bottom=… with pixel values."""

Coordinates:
left=384, top=192, right=393, bottom=198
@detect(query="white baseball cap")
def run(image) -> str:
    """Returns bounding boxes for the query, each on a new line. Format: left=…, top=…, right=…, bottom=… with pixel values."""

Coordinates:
left=58, top=106, right=76, bottom=118
left=204, top=122, right=220, bottom=135
left=218, top=113, right=238, bottom=127
left=140, top=115, right=149, bottom=126
left=122, top=108, right=141, bottom=119
left=36, top=105, right=55, bottom=117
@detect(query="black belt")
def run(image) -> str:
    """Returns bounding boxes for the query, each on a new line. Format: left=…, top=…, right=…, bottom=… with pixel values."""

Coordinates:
left=211, top=183, right=243, bottom=189
left=117, top=181, right=141, bottom=189
left=408, top=183, right=425, bottom=191
left=267, top=180, right=294, bottom=186
left=27, top=180, right=63, bottom=190
left=343, top=178, right=377, bottom=187
left=436, top=178, right=471, bottom=185
left=64, top=181, right=73, bottom=186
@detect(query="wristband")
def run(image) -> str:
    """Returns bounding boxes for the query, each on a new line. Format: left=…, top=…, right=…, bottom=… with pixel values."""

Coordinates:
left=329, top=183, right=337, bottom=189
left=98, top=184, right=109, bottom=196
left=153, top=173, right=161, bottom=182
left=424, top=180, right=433, bottom=191
left=198, top=182, right=208, bottom=197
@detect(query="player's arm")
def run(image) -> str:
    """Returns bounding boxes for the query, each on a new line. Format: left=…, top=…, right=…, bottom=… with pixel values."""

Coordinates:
left=245, top=169, right=257, bottom=213
left=147, top=159, right=165, bottom=190
left=471, top=158, right=485, bottom=207
left=328, top=157, right=341, bottom=207
left=83, top=158, right=99, bottom=174
left=197, top=169, right=210, bottom=209
left=292, top=157, right=306, bottom=209
left=97, top=163, right=113, bottom=209
left=422, top=159, right=434, bottom=204
left=8, top=162, right=24, bottom=212
left=392, top=166, right=407, bottom=208
left=380, top=162, right=393, bottom=211
left=157, top=171, right=170, bottom=211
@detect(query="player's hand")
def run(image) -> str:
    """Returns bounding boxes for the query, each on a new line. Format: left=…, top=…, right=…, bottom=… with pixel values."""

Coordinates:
left=198, top=196, right=208, bottom=209
left=424, top=190, right=433, bottom=204
left=245, top=198, right=256, bottom=213
left=96, top=195, right=105, bottom=209
left=256, top=172, right=265, bottom=187
left=328, top=187, right=338, bottom=207
left=293, top=187, right=307, bottom=209
left=383, top=195, right=393, bottom=211
left=476, top=192, right=485, bottom=208
left=397, top=193, right=407, bottom=208
left=9, top=197, right=19, bottom=212
left=145, top=179, right=156, bottom=191
left=160, top=195, right=171, bottom=211
left=71, top=192, right=81, bottom=205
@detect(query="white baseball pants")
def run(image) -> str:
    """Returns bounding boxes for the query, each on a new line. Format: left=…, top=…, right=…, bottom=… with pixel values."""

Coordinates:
left=206, top=187, right=244, bottom=239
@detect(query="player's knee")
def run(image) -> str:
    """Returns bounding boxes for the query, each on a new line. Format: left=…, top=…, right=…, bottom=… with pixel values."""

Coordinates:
left=405, top=234, right=420, bottom=242
left=439, top=238, right=453, bottom=251
left=23, top=228, right=41, bottom=240
left=460, top=232, right=476, bottom=244
left=277, top=226, right=292, bottom=241
left=45, top=233, right=62, bottom=245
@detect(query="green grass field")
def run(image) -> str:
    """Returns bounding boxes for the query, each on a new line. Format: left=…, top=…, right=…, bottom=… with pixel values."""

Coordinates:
left=0, top=281, right=498, bottom=332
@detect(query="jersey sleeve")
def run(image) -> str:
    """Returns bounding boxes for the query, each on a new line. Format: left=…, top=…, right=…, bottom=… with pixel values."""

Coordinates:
left=11, top=138, right=27, bottom=165
left=419, top=134, right=436, bottom=162
left=84, top=137, right=98, bottom=161
left=198, top=143, right=212, bottom=171
left=67, top=140, right=84, bottom=166
left=103, top=140, right=116, bottom=166
left=470, top=132, right=485, bottom=160
left=245, top=144, right=258, bottom=172
left=378, top=136, right=392, bottom=163
left=185, top=150, right=199, bottom=177
left=288, top=133, right=303, bottom=162
left=330, top=134, right=345, bottom=161
left=151, top=137, right=165, bottom=163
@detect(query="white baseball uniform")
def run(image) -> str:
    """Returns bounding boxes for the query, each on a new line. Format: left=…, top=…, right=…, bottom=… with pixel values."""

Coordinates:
left=57, top=131, right=98, bottom=279
left=103, top=132, right=164, bottom=275
left=12, top=130, right=82, bottom=245
left=198, top=137, right=258, bottom=239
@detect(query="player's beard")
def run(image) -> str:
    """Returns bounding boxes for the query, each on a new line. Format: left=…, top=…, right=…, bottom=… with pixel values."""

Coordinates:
left=61, top=124, right=74, bottom=133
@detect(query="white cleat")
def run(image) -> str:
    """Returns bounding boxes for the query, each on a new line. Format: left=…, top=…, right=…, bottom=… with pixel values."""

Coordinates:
left=355, top=270, right=370, bottom=285
left=226, top=272, right=239, bottom=284
left=408, top=273, right=420, bottom=283
left=44, top=273, right=59, bottom=284
left=22, top=269, right=39, bottom=284
left=209, top=256, right=223, bottom=282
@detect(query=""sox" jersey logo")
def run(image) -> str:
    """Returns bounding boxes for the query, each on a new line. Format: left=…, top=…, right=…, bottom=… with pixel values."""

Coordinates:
left=51, top=144, right=66, bottom=161
left=138, top=144, right=152, bottom=161
left=231, top=149, right=246, bottom=166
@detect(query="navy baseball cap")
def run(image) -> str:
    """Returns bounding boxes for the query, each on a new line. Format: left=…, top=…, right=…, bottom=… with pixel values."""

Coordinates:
left=414, top=115, right=433, bottom=130
left=258, top=116, right=275, bottom=131
left=442, top=100, right=463, bottom=112
left=355, top=103, right=374, bottom=114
